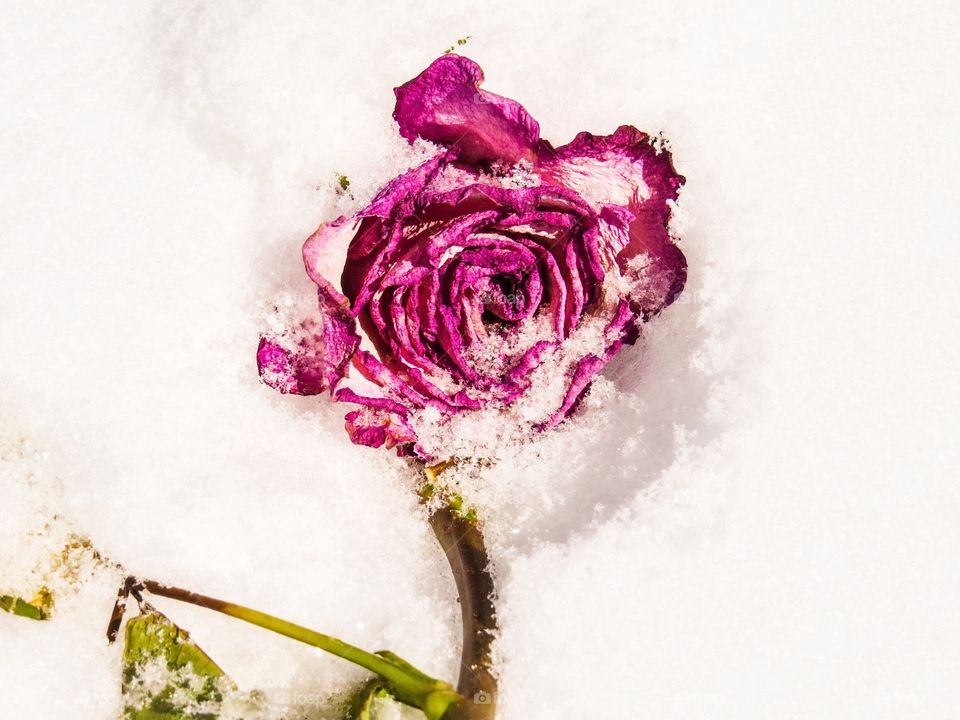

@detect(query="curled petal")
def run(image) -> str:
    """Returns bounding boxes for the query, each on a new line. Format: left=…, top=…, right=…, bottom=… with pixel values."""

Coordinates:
left=304, top=218, right=363, bottom=298
left=359, top=152, right=450, bottom=221
left=623, top=238, right=687, bottom=318
left=540, top=353, right=609, bottom=430
left=393, top=54, right=540, bottom=165
left=537, top=125, right=686, bottom=315
left=340, top=388, right=419, bottom=453
left=257, top=308, right=358, bottom=396
left=344, top=408, right=418, bottom=452
left=336, top=387, right=410, bottom=416
left=257, top=338, right=303, bottom=394
left=538, top=301, right=639, bottom=429
left=260, top=220, right=361, bottom=397
left=536, top=125, right=682, bottom=213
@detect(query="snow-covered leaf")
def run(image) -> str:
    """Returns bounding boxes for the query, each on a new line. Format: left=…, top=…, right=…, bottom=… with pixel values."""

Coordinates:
left=121, top=609, right=233, bottom=719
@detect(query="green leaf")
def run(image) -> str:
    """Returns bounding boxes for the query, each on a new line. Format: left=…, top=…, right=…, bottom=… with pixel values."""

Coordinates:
left=121, top=610, right=233, bottom=720
left=340, top=678, right=391, bottom=720
left=0, top=590, right=50, bottom=620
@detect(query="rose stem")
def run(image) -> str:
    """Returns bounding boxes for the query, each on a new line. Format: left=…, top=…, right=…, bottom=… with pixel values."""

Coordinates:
left=133, top=578, right=462, bottom=717
left=428, top=503, right=499, bottom=720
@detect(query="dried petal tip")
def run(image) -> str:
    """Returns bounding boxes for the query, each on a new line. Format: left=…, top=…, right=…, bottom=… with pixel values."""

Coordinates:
left=257, top=337, right=303, bottom=394
left=393, top=54, right=540, bottom=165
left=257, top=314, right=358, bottom=396
left=344, top=408, right=418, bottom=451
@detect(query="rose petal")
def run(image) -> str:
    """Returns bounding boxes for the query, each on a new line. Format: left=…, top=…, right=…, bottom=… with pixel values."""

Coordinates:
left=344, top=407, right=417, bottom=451
left=537, top=125, right=681, bottom=213
left=257, top=310, right=358, bottom=396
left=537, top=125, right=686, bottom=314
left=257, top=338, right=302, bottom=394
left=255, top=219, right=364, bottom=396
left=538, top=299, right=639, bottom=428
left=393, top=54, right=540, bottom=165
left=359, top=152, right=450, bottom=221
left=336, top=387, right=410, bottom=416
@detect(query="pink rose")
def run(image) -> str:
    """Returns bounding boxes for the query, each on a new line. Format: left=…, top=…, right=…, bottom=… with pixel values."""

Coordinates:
left=259, top=55, right=685, bottom=458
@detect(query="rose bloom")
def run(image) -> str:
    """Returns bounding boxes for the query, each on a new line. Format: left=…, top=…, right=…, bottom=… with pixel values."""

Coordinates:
left=258, top=54, right=686, bottom=459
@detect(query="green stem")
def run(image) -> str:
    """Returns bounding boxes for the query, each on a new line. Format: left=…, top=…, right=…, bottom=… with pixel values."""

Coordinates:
left=137, top=579, right=462, bottom=718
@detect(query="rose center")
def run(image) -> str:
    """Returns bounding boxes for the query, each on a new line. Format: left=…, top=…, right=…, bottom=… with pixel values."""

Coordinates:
left=480, top=268, right=544, bottom=324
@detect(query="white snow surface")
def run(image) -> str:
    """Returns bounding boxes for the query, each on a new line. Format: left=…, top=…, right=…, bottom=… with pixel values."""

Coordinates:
left=2, top=1, right=959, bottom=718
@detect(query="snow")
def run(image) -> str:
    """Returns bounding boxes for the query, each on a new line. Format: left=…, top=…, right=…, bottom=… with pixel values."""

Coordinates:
left=2, top=1, right=959, bottom=719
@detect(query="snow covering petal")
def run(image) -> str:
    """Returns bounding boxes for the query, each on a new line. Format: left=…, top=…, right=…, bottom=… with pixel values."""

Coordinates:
left=257, top=310, right=358, bottom=396
left=257, top=219, right=362, bottom=396
left=343, top=407, right=418, bottom=452
left=537, top=125, right=686, bottom=314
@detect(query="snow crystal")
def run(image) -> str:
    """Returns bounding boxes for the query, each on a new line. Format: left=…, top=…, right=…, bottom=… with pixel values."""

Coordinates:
left=3, top=2, right=959, bottom=719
